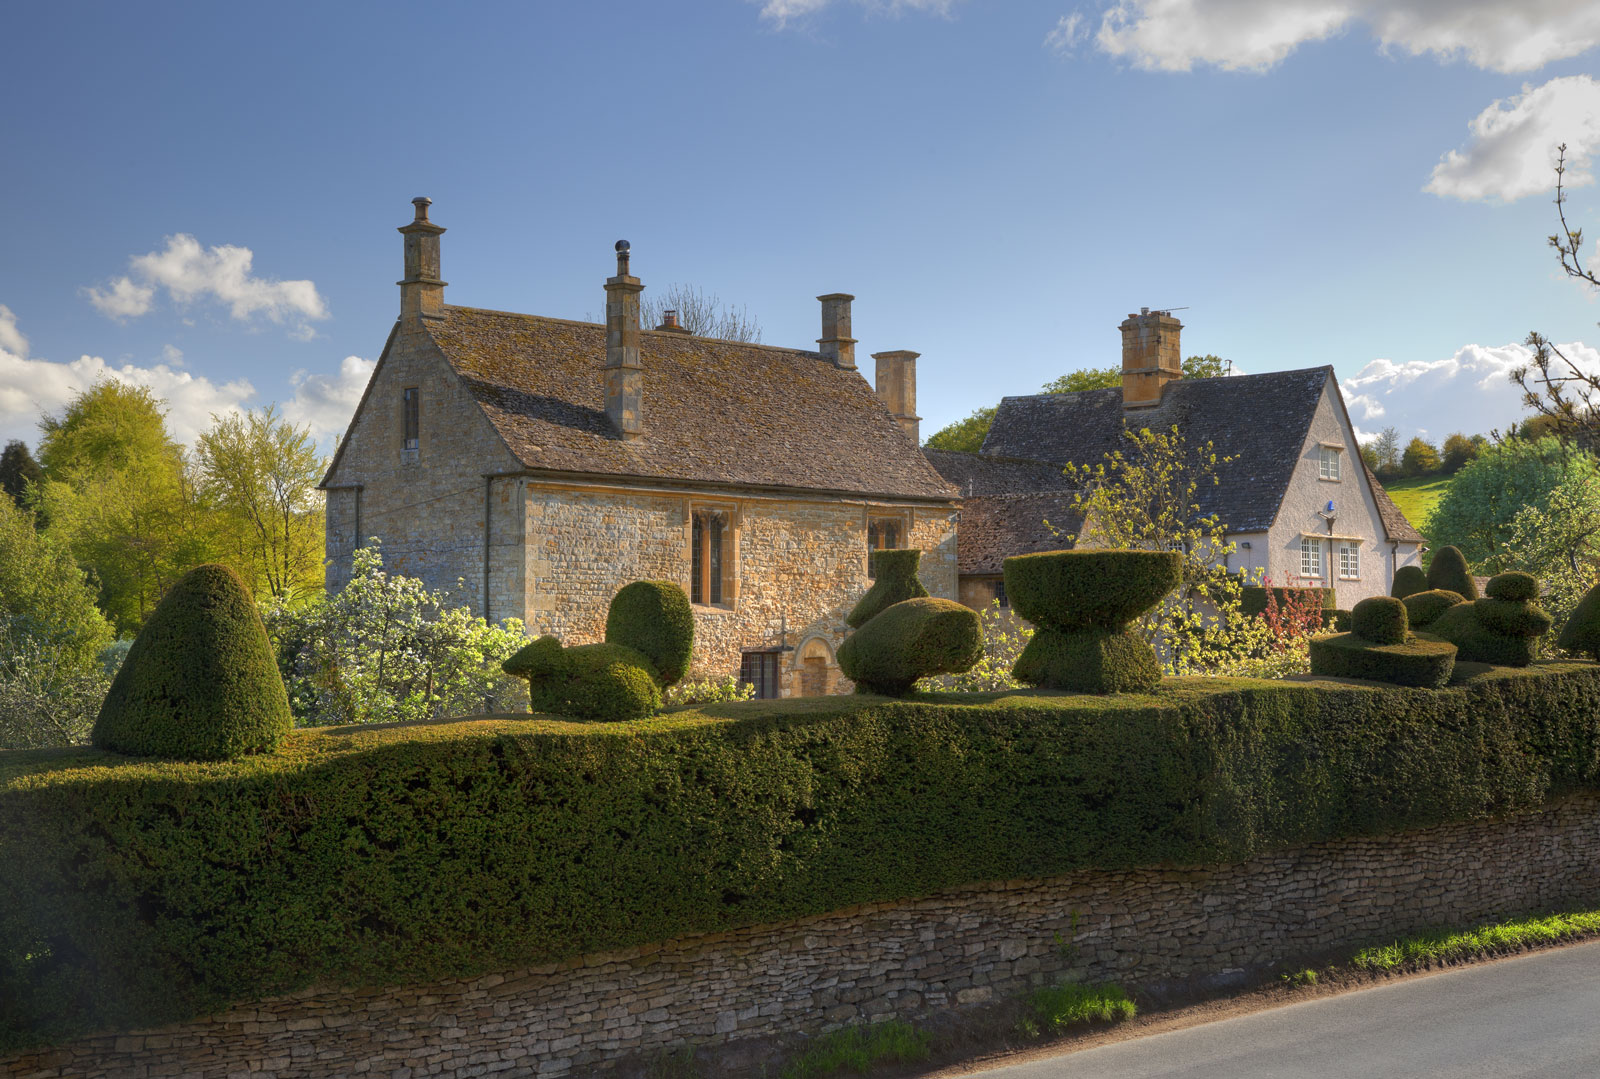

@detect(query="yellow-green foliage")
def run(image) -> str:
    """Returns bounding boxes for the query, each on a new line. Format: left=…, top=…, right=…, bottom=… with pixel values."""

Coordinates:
left=6, top=663, right=1600, bottom=1050
left=90, top=564, right=290, bottom=761
left=1556, top=582, right=1600, bottom=661
left=846, top=550, right=930, bottom=629
left=604, top=580, right=694, bottom=687
left=837, top=597, right=982, bottom=696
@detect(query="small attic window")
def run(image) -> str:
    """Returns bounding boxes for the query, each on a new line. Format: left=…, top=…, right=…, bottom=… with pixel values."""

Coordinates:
left=1318, top=444, right=1341, bottom=481
left=402, top=387, right=420, bottom=451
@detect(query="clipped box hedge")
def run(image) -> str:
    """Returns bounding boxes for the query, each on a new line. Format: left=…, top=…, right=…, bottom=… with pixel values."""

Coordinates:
left=4, top=663, right=1600, bottom=1050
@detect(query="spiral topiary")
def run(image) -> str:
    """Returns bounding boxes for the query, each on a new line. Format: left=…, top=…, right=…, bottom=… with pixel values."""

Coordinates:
left=91, top=563, right=291, bottom=760
left=1391, top=565, right=1429, bottom=600
left=1427, top=546, right=1479, bottom=599
left=847, top=549, right=930, bottom=629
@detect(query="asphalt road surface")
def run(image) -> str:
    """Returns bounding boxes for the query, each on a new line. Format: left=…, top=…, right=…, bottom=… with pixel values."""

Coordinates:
left=963, top=940, right=1600, bottom=1078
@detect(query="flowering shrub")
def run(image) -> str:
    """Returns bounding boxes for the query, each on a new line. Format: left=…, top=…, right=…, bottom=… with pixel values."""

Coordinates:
left=918, top=601, right=1031, bottom=692
left=0, top=626, right=122, bottom=749
left=262, top=543, right=527, bottom=726
left=662, top=675, right=756, bottom=707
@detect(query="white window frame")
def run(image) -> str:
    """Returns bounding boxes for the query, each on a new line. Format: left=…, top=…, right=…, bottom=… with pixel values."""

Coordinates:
left=1339, top=541, right=1360, bottom=580
left=1318, top=444, right=1342, bottom=481
left=1300, top=536, right=1323, bottom=579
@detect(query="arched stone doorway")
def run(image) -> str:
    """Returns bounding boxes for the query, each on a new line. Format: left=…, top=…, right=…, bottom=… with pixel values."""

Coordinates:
left=796, top=637, right=835, bottom=698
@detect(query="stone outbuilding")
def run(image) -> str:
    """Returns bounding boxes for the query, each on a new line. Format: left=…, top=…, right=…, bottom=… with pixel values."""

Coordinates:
left=927, top=308, right=1425, bottom=610
left=321, top=199, right=958, bottom=697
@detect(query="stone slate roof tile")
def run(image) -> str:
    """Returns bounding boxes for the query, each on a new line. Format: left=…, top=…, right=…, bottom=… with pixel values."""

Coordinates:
left=921, top=449, right=1077, bottom=496
left=958, top=494, right=1084, bottom=576
left=425, top=306, right=957, bottom=501
left=980, top=368, right=1334, bottom=533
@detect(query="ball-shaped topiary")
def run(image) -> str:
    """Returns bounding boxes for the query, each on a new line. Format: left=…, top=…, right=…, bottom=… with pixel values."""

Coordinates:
left=1427, top=546, right=1479, bottom=599
left=92, top=563, right=291, bottom=761
left=1003, top=550, right=1183, bottom=632
left=837, top=597, right=983, bottom=697
left=1391, top=565, right=1429, bottom=600
left=1556, top=581, right=1600, bottom=661
left=847, top=549, right=931, bottom=629
left=604, top=580, right=694, bottom=687
left=1351, top=595, right=1408, bottom=645
left=1402, top=588, right=1465, bottom=629
left=1485, top=571, right=1539, bottom=602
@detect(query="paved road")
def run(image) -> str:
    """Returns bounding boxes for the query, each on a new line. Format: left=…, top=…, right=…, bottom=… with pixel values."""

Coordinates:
left=964, top=941, right=1600, bottom=1078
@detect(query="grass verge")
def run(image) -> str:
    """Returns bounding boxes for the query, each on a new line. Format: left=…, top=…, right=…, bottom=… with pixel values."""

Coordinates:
left=1018, top=982, right=1136, bottom=1038
left=781, top=1020, right=932, bottom=1078
left=1350, top=908, right=1600, bottom=972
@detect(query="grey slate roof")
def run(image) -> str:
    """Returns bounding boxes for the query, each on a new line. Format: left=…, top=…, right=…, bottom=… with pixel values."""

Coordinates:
left=980, top=368, right=1335, bottom=533
left=418, top=306, right=958, bottom=502
left=921, top=449, right=1077, bottom=496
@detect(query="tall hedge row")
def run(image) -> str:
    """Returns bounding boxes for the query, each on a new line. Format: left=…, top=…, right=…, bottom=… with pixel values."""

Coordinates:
left=4, top=663, right=1600, bottom=1050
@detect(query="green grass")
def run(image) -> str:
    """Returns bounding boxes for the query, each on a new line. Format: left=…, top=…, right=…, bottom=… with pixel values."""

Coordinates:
left=1380, top=475, right=1453, bottom=535
left=1018, top=982, right=1137, bottom=1038
left=781, top=1021, right=932, bottom=1078
left=1351, top=908, right=1600, bottom=972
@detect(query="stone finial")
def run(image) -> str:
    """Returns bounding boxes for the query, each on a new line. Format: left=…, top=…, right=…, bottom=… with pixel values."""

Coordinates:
left=605, top=241, right=645, bottom=440
left=397, top=197, right=447, bottom=328
left=1119, top=308, right=1183, bottom=409
left=872, top=350, right=922, bottom=443
left=817, top=293, right=857, bottom=370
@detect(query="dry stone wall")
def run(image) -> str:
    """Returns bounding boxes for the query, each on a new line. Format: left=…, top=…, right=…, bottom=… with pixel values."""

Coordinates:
left=11, top=795, right=1600, bottom=1079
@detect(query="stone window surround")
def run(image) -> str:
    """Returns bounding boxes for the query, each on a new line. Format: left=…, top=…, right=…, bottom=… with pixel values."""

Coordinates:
left=687, top=498, right=740, bottom=610
left=865, top=508, right=912, bottom=576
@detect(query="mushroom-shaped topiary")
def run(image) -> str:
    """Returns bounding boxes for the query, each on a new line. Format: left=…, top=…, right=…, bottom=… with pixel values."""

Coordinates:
left=1391, top=565, right=1429, bottom=600
left=1402, top=589, right=1466, bottom=629
left=847, top=549, right=930, bottom=629
left=92, top=563, right=291, bottom=760
left=837, top=597, right=983, bottom=697
left=1351, top=595, right=1408, bottom=644
left=1556, top=580, right=1600, bottom=661
left=605, top=580, right=694, bottom=687
left=1004, top=549, right=1182, bottom=694
left=1427, top=546, right=1479, bottom=599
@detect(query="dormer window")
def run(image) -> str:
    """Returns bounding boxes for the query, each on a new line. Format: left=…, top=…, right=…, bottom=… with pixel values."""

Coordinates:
left=402, top=387, right=420, bottom=451
left=1318, top=444, right=1341, bottom=481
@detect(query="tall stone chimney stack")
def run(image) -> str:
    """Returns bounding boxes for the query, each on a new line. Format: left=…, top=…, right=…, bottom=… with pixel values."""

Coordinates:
left=604, top=240, right=645, bottom=440
left=1120, top=307, right=1183, bottom=408
left=872, top=350, right=921, bottom=443
left=817, top=293, right=857, bottom=370
left=398, top=197, right=446, bottom=329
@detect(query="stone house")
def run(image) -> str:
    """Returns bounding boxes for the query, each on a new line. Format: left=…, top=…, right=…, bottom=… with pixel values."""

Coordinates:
left=927, top=308, right=1425, bottom=610
left=320, top=199, right=958, bottom=697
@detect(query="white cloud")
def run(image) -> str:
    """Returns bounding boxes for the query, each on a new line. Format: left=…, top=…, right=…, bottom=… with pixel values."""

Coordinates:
left=0, top=305, right=28, bottom=358
left=283, top=355, right=375, bottom=445
left=1081, top=0, right=1600, bottom=74
left=1340, top=340, right=1600, bottom=443
left=84, top=234, right=328, bottom=337
left=755, top=0, right=958, bottom=28
left=1425, top=75, right=1600, bottom=203
left=1045, top=13, right=1089, bottom=53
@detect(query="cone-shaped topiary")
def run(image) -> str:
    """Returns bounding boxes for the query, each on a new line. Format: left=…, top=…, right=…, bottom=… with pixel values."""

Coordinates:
left=1556, top=580, right=1600, bottom=661
left=837, top=597, right=982, bottom=696
left=91, top=563, right=291, bottom=760
left=1427, top=546, right=1479, bottom=599
left=1485, top=571, right=1539, bottom=602
left=1391, top=565, right=1429, bottom=600
left=1403, top=589, right=1465, bottom=628
left=604, top=580, right=694, bottom=687
left=1351, top=596, right=1408, bottom=645
left=504, top=637, right=662, bottom=721
left=847, top=549, right=930, bottom=629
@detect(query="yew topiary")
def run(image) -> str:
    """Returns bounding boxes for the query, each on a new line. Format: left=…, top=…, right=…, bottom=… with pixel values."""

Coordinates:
left=1427, top=546, right=1479, bottom=599
left=91, top=563, right=291, bottom=761
left=1004, top=550, right=1183, bottom=631
left=504, top=637, right=662, bottom=721
left=1391, top=565, right=1429, bottom=600
left=1012, top=625, right=1163, bottom=694
left=1403, top=589, right=1466, bottom=629
left=1308, top=633, right=1457, bottom=688
left=837, top=597, right=983, bottom=697
left=847, top=549, right=930, bottom=629
left=605, top=580, right=694, bottom=687
left=1556, top=581, right=1600, bottom=661
left=1351, top=596, right=1408, bottom=645
left=1485, top=572, right=1539, bottom=602
left=1427, top=584, right=1552, bottom=668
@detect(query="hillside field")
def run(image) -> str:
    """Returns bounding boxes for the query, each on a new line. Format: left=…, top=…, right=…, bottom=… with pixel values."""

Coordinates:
left=1381, top=475, right=1452, bottom=534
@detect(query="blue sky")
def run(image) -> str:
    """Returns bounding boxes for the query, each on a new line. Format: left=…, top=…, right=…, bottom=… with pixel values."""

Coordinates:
left=2, top=0, right=1598, bottom=452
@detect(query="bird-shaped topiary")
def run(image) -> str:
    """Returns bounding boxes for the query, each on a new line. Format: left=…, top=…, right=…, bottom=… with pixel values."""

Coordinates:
left=837, top=597, right=983, bottom=696
left=92, top=563, right=291, bottom=760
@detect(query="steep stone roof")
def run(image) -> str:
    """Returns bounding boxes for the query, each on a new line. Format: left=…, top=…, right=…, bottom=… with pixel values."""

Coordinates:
left=980, top=368, right=1336, bottom=533
left=958, top=493, right=1084, bottom=576
left=922, top=449, right=1077, bottom=496
left=1363, top=462, right=1427, bottom=543
left=419, top=306, right=957, bottom=501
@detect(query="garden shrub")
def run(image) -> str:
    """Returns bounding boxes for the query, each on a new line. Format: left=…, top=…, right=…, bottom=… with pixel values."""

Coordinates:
left=1428, top=585, right=1553, bottom=668
left=837, top=597, right=982, bottom=696
left=1241, top=585, right=1335, bottom=619
left=91, top=564, right=290, bottom=761
left=1556, top=581, right=1600, bottom=661
left=502, top=638, right=661, bottom=722
left=604, top=580, right=694, bottom=686
left=1005, top=550, right=1181, bottom=693
left=4, top=663, right=1600, bottom=1050
left=1485, top=571, right=1539, bottom=603
left=1428, top=546, right=1479, bottom=599
left=1391, top=565, right=1429, bottom=600
left=1403, top=589, right=1466, bottom=629
left=1326, top=609, right=1353, bottom=632
left=846, top=549, right=929, bottom=629
left=1308, top=633, right=1457, bottom=688
left=1351, top=596, right=1408, bottom=645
